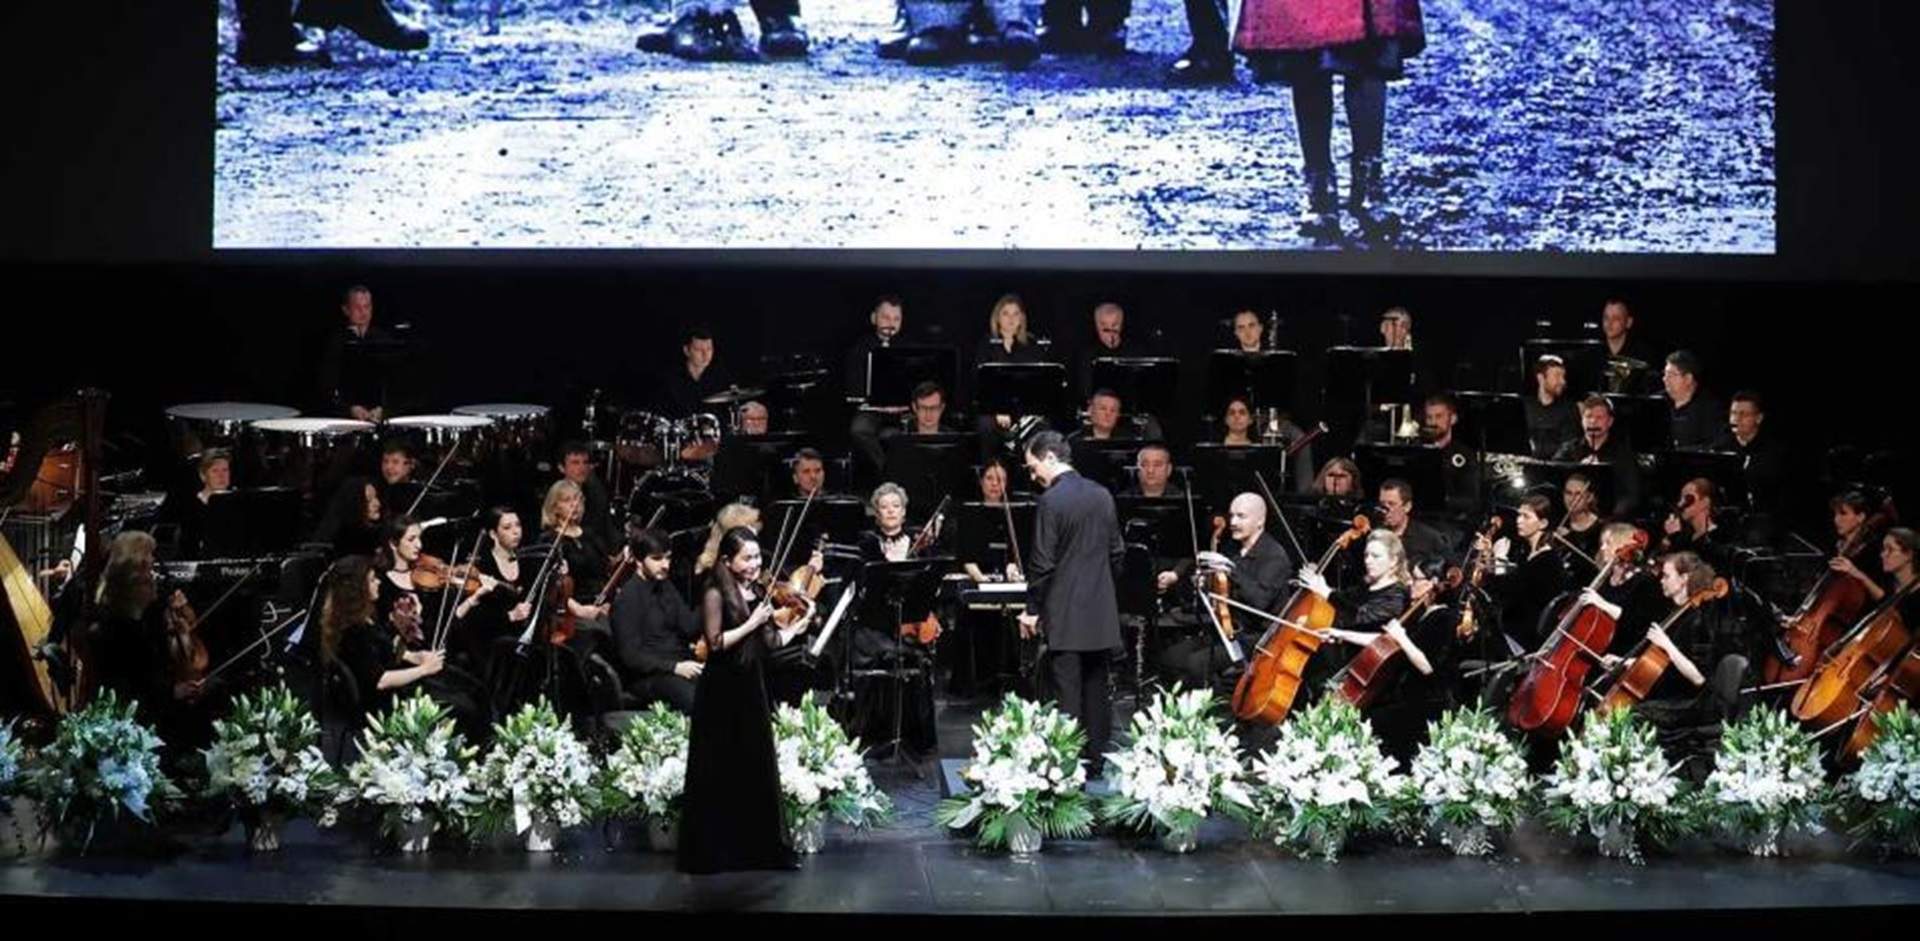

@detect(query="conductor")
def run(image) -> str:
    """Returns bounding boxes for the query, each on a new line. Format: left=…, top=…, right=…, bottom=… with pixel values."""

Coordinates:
left=1016, top=431, right=1124, bottom=775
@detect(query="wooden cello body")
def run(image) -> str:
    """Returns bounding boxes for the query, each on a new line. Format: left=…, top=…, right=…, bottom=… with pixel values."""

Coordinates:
left=1231, top=516, right=1369, bottom=725
left=1507, top=530, right=1648, bottom=735
left=1792, top=590, right=1913, bottom=728
left=1767, top=511, right=1892, bottom=684
left=1596, top=578, right=1729, bottom=713
left=1842, top=642, right=1920, bottom=762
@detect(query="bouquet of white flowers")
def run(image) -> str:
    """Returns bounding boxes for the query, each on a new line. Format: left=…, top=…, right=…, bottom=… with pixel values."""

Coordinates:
left=200, top=684, right=344, bottom=849
left=1407, top=705, right=1533, bottom=856
left=1245, top=698, right=1405, bottom=861
left=1541, top=707, right=1690, bottom=863
left=0, top=720, right=22, bottom=810
left=1698, top=707, right=1829, bottom=856
left=601, top=703, right=690, bottom=824
left=475, top=698, right=600, bottom=850
left=1847, top=702, right=1920, bottom=856
left=773, top=692, right=890, bottom=852
left=1099, top=686, right=1252, bottom=852
left=28, top=691, right=182, bottom=853
left=935, top=694, right=1093, bottom=853
left=341, top=691, right=481, bottom=850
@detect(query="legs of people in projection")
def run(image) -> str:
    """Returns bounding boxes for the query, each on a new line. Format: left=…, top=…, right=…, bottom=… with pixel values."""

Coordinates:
left=1289, top=72, right=1393, bottom=239
left=637, top=0, right=808, bottom=61
left=1038, top=0, right=1124, bottom=56
left=236, top=0, right=331, bottom=66
left=883, top=0, right=1036, bottom=68
left=292, top=0, right=430, bottom=52
left=1168, top=0, right=1230, bottom=84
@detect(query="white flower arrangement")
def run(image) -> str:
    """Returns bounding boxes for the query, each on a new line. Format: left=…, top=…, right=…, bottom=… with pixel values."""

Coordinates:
left=600, top=703, right=690, bottom=823
left=341, top=691, right=482, bottom=841
left=1407, top=705, right=1533, bottom=856
left=200, top=683, right=344, bottom=827
left=773, top=692, right=890, bottom=832
left=935, top=693, right=1094, bottom=851
left=476, top=698, right=600, bottom=837
left=1698, top=707, right=1828, bottom=856
left=28, top=690, right=182, bottom=852
left=1100, top=686, right=1252, bottom=841
left=1541, top=707, right=1690, bottom=863
left=1847, top=702, right=1920, bottom=856
left=1245, top=698, right=1405, bottom=861
left=0, top=720, right=22, bottom=810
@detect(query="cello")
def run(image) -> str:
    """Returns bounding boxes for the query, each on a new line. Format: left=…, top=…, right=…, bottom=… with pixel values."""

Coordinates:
left=1766, top=504, right=1894, bottom=684
left=1840, top=639, right=1920, bottom=761
left=1594, top=577, right=1730, bottom=713
left=1332, top=566, right=1460, bottom=709
left=1506, top=529, right=1650, bottom=735
left=1231, top=515, right=1371, bottom=724
left=1791, top=581, right=1918, bottom=729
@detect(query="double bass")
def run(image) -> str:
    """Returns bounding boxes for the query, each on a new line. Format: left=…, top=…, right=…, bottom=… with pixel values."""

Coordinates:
left=1766, top=505, right=1895, bottom=683
left=1594, top=577, right=1730, bottom=713
left=1332, top=566, right=1460, bottom=709
left=1506, top=529, right=1650, bottom=735
left=1231, top=515, right=1371, bottom=724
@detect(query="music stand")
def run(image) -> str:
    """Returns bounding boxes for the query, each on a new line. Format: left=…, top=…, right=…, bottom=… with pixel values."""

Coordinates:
left=1325, top=346, right=1414, bottom=410
left=1520, top=339, right=1607, bottom=399
left=957, top=501, right=1036, bottom=574
left=1455, top=392, right=1531, bottom=456
left=1089, top=357, right=1180, bottom=418
left=857, top=557, right=949, bottom=770
left=1661, top=448, right=1751, bottom=510
left=710, top=433, right=814, bottom=504
left=1067, top=436, right=1147, bottom=493
left=1604, top=394, right=1671, bottom=454
left=1114, top=495, right=1197, bottom=559
left=974, top=362, right=1069, bottom=422
left=881, top=434, right=974, bottom=527
left=1353, top=444, right=1448, bottom=513
left=204, top=487, right=303, bottom=557
left=1204, top=350, right=1298, bottom=417
left=1484, top=459, right=1618, bottom=518
left=1188, top=444, right=1289, bottom=511
left=866, top=346, right=959, bottom=409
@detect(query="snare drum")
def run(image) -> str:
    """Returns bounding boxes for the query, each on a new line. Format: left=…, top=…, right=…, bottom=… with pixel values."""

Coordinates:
left=451, top=404, right=551, bottom=459
left=250, top=418, right=377, bottom=495
left=384, top=414, right=495, bottom=459
left=164, top=402, right=300, bottom=460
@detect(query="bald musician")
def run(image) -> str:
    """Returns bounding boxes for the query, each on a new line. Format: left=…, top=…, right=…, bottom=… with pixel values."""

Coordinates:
left=1154, top=493, right=1294, bottom=692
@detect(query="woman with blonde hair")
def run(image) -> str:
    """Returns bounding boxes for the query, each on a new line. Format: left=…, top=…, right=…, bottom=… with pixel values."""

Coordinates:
left=975, top=293, right=1048, bottom=458
left=532, top=479, right=613, bottom=654
left=696, top=502, right=763, bottom=575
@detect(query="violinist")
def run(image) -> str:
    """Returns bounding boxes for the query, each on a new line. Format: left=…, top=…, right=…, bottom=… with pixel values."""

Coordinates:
left=963, top=458, right=1024, bottom=584
left=1296, top=529, right=1415, bottom=689
left=534, top=479, right=614, bottom=654
left=1351, top=558, right=1459, bottom=764
left=86, top=530, right=215, bottom=752
left=378, top=516, right=504, bottom=651
left=610, top=528, right=704, bottom=714
left=319, top=555, right=449, bottom=727
left=1828, top=527, right=1920, bottom=630
left=859, top=482, right=945, bottom=562
left=458, top=506, right=535, bottom=671
left=1155, top=493, right=1294, bottom=692
left=1479, top=495, right=1569, bottom=647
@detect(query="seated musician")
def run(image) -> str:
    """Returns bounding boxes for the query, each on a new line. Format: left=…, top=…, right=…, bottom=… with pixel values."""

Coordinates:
left=1221, top=396, right=1258, bottom=446
left=534, top=480, right=615, bottom=654
left=317, top=554, right=489, bottom=740
left=1376, top=478, right=1450, bottom=570
left=1828, top=526, right=1920, bottom=629
left=1728, top=391, right=1787, bottom=519
left=963, top=458, right=1024, bottom=584
left=1556, top=472, right=1605, bottom=565
left=1154, top=493, right=1294, bottom=693
left=560, top=441, right=621, bottom=549
left=1066, top=389, right=1141, bottom=488
left=696, top=502, right=762, bottom=576
left=1570, top=522, right=1667, bottom=662
left=1121, top=443, right=1182, bottom=499
left=312, top=476, right=385, bottom=560
left=788, top=447, right=830, bottom=499
left=610, top=528, right=705, bottom=714
left=900, top=380, right=957, bottom=435
left=374, top=437, right=418, bottom=511
left=457, top=506, right=534, bottom=671
left=1601, top=298, right=1662, bottom=394
left=1231, top=309, right=1265, bottom=353
left=1422, top=392, right=1481, bottom=516
left=738, top=400, right=771, bottom=435
left=858, top=482, right=947, bottom=562
left=1554, top=394, right=1643, bottom=518
left=846, top=295, right=908, bottom=475
left=1076, top=302, right=1149, bottom=397
left=1525, top=354, right=1581, bottom=459
left=1312, top=457, right=1363, bottom=500
left=658, top=326, right=736, bottom=419
left=378, top=516, right=504, bottom=651
left=1479, top=494, right=1570, bottom=648
left=1351, top=558, right=1460, bottom=765
left=975, top=294, right=1049, bottom=453
left=86, top=530, right=216, bottom=754
left=161, top=448, right=233, bottom=559
left=1295, top=530, right=1416, bottom=695
left=852, top=481, right=942, bottom=754
left=1659, top=477, right=1728, bottom=569
left=1597, top=551, right=1740, bottom=749
left=1662, top=350, right=1731, bottom=451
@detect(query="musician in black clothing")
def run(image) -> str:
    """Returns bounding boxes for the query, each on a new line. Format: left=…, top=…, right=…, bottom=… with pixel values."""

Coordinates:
left=1601, top=299, right=1662, bottom=394
left=853, top=482, right=943, bottom=755
left=1659, top=477, right=1729, bottom=571
left=559, top=441, right=620, bottom=549
left=1066, top=389, right=1146, bottom=489
left=1479, top=494, right=1570, bottom=648
left=375, top=438, right=419, bottom=510
left=313, top=476, right=385, bottom=560
left=461, top=507, right=534, bottom=672
left=1297, top=529, right=1415, bottom=696
left=160, top=449, right=232, bottom=560
left=658, top=326, right=737, bottom=418
left=87, top=531, right=214, bottom=754
left=1578, top=523, right=1666, bottom=660
left=1076, top=302, right=1150, bottom=397
left=974, top=295, right=1049, bottom=457
left=1663, top=350, right=1731, bottom=450
left=1556, top=471, right=1606, bottom=567
left=1524, top=354, right=1581, bottom=459
left=1353, top=558, right=1459, bottom=765
left=1596, top=552, right=1730, bottom=754
left=1123, top=443, right=1182, bottom=499
left=1555, top=395, right=1644, bottom=518
left=1377, top=478, right=1449, bottom=569
left=1728, top=391, right=1788, bottom=518
left=317, top=284, right=400, bottom=422
left=847, top=295, right=908, bottom=474
left=1422, top=392, right=1481, bottom=515
left=610, top=528, right=705, bottom=714
left=1155, top=493, right=1294, bottom=692
left=1018, top=431, right=1126, bottom=774
left=534, top=480, right=614, bottom=656
left=1828, top=526, right=1920, bottom=635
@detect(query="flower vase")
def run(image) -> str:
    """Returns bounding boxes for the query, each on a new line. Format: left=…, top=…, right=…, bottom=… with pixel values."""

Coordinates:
left=247, top=812, right=285, bottom=853
left=525, top=816, right=560, bottom=853
left=789, top=816, right=825, bottom=855
left=1439, top=820, right=1493, bottom=858
left=398, top=820, right=433, bottom=853
left=1159, top=822, right=1198, bottom=854
left=1593, top=818, right=1637, bottom=860
left=1005, top=815, right=1043, bottom=857
left=646, top=816, right=678, bottom=853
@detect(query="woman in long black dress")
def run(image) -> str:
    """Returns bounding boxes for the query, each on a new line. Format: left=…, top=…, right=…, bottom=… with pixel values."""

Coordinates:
left=678, top=526, right=815, bottom=874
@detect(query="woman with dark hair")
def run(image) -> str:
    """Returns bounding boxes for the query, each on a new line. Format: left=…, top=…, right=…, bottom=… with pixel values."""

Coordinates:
left=678, top=526, right=813, bottom=873
left=459, top=506, right=536, bottom=673
left=1233, top=0, right=1425, bottom=240
left=1829, top=526, right=1920, bottom=637
left=312, top=475, right=385, bottom=560
left=1479, top=494, right=1569, bottom=647
left=320, top=554, right=448, bottom=728
left=372, top=516, right=495, bottom=740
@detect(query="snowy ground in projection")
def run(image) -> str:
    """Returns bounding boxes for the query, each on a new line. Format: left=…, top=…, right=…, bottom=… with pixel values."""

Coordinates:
left=214, top=0, right=1774, bottom=251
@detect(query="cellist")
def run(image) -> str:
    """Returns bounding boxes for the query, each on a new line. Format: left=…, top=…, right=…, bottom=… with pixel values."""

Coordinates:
left=1295, top=530, right=1414, bottom=692
left=1154, top=493, right=1292, bottom=693
left=1342, top=557, right=1457, bottom=765
left=1565, top=522, right=1667, bottom=664
left=1596, top=551, right=1721, bottom=747
left=1828, top=527, right=1920, bottom=641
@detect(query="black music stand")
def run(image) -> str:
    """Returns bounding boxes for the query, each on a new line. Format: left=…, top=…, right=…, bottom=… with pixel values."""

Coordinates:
left=204, top=487, right=303, bottom=557
left=1660, top=448, right=1751, bottom=511
left=881, top=434, right=975, bottom=527
left=767, top=496, right=869, bottom=549
left=974, top=362, right=1069, bottom=422
left=957, top=501, right=1036, bottom=574
left=1204, top=350, right=1298, bottom=418
left=1114, top=496, right=1198, bottom=560
left=1520, top=339, right=1607, bottom=399
left=710, top=433, right=814, bottom=504
left=857, top=558, right=948, bottom=770
left=1089, top=357, right=1180, bottom=419
left=867, top=346, right=960, bottom=409
left=1485, top=459, right=1618, bottom=518
left=1455, top=392, right=1531, bottom=456
left=1604, top=393, right=1671, bottom=453
left=1067, top=436, right=1147, bottom=493
left=1325, top=346, right=1415, bottom=444
left=1189, top=444, right=1289, bottom=511
left=1354, top=444, right=1448, bottom=512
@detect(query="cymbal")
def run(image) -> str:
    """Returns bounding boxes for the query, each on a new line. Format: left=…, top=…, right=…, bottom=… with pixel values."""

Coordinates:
left=701, top=386, right=766, bottom=405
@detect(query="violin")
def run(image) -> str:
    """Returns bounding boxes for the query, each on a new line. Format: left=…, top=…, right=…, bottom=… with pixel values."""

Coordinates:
left=1792, top=580, right=1918, bottom=729
left=1333, top=566, right=1460, bottom=709
left=411, top=553, right=519, bottom=597
left=1595, top=577, right=1730, bottom=713
left=771, top=536, right=827, bottom=630
left=1231, top=515, right=1371, bottom=724
left=594, top=550, right=636, bottom=609
left=163, top=589, right=210, bottom=698
left=1204, top=515, right=1235, bottom=641
left=1765, top=504, right=1895, bottom=684
left=899, top=500, right=949, bottom=644
left=1457, top=516, right=1503, bottom=641
left=1506, top=528, right=1650, bottom=735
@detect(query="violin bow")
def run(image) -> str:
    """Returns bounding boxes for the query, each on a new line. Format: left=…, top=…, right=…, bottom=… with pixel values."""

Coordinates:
left=202, top=606, right=308, bottom=684
left=1001, top=497, right=1024, bottom=577
left=1255, top=469, right=1310, bottom=567
left=403, top=437, right=463, bottom=519
left=431, top=528, right=488, bottom=652
left=516, top=528, right=570, bottom=648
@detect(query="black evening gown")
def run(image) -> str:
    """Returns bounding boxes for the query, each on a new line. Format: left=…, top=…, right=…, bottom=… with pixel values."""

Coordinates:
left=677, top=585, right=797, bottom=874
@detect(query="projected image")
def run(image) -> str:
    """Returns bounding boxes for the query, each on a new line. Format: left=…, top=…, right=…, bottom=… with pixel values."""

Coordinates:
left=215, top=0, right=1773, bottom=252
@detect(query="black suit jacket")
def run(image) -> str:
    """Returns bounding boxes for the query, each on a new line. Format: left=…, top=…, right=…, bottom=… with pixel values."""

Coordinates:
left=1026, top=470, right=1125, bottom=652
left=611, top=579, right=702, bottom=681
left=317, top=324, right=399, bottom=416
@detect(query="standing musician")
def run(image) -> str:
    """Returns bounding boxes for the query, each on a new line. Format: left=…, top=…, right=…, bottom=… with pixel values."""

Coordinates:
left=1122, top=443, right=1182, bottom=498
left=1525, top=354, right=1581, bottom=460
left=1480, top=494, right=1570, bottom=648
left=459, top=506, right=535, bottom=673
left=317, top=284, right=398, bottom=422
left=1554, top=394, right=1644, bottom=518
left=1154, top=493, right=1294, bottom=693
left=535, top=480, right=615, bottom=654
left=1018, top=431, right=1125, bottom=775
left=1350, top=558, right=1459, bottom=765
left=610, top=527, right=705, bottom=714
left=1295, top=530, right=1415, bottom=694
left=1663, top=350, right=1731, bottom=451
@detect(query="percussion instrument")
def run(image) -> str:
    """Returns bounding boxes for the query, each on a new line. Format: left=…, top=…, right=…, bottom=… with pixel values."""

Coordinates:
left=451, top=403, right=551, bottom=460
left=616, top=411, right=673, bottom=468
left=383, top=414, right=495, bottom=460
left=678, top=413, right=724, bottom=462
left=249, top=418, right=376, bottom=494
left=700, top=386, right=766, bottom=407
left=163, top=402, right=300, bottom=461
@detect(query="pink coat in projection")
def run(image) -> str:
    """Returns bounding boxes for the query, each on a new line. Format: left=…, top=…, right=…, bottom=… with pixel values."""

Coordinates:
left=1234, top=0, right=1424, bottom=55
